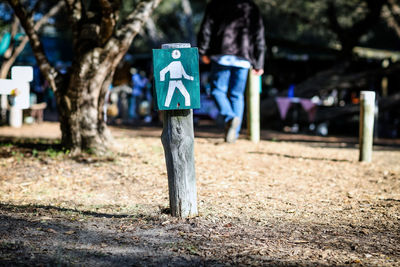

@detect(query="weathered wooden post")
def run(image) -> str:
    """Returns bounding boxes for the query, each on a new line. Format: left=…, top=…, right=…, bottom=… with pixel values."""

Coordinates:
left=153, top=43, right=200, bottom=218
left=359, top=91, right=375, bottom=162
left=246, top=70, right=261, bottom=143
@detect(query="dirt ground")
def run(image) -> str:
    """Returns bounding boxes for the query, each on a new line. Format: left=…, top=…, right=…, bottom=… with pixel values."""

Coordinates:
left=0, top=122, right=399, bottom=266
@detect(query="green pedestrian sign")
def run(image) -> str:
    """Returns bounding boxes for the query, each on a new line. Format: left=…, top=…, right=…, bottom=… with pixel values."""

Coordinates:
left=153, top=47, right=201, bottom=110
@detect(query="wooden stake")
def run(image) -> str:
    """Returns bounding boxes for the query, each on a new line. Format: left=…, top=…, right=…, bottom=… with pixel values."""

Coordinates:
left=160, top=43, right=198, bottom=218
left=246, top=70, right=261, bottom=143
left=359, top=91, right=375, bottom=162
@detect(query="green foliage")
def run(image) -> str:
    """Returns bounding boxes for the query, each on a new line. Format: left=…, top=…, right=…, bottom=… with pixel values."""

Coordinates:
left=11, top=150, right=24, bottom=162
left=0, top=143, right=13, bottom=148
left=45, top=148, right=63, bottom=158
left=0, top=139, right=72, bottom=162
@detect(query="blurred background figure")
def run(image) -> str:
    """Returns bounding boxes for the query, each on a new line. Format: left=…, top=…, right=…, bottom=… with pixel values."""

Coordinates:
left=197, top=0, right=266, bottom=143
left=130, top=68, right=152, bottom=123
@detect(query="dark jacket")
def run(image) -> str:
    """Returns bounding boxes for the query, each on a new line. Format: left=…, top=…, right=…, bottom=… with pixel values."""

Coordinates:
left=197, top=0, right=266, bottom=70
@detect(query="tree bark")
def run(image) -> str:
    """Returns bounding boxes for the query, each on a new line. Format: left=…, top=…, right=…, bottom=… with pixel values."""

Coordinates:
left=56, top=58, right=115, bottom=155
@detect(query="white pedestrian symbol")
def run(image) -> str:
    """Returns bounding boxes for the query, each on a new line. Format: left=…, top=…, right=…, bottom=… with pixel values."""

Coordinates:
left=160, top=49, right=193, bottom=107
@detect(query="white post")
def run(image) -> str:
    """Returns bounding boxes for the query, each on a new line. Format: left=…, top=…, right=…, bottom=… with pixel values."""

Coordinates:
left=246, top=71, right=260, bottom=143
left=9, top=106, right=23, bottom=128
left=160, top=43, right=198, bottom=218
left=0, top=68, right=33, bottom=127
left=359, top=91, right=375, bottom=162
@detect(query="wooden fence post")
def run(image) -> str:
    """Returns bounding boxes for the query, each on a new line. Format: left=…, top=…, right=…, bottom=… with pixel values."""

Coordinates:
left=246, top=70, right=261, bottom=143
left=359, top=91, right=375, bottom=162
left=159, top=43, right=198, bottom=218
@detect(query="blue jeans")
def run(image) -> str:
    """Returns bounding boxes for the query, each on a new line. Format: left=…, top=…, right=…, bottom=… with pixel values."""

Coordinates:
left=210, top=62, right=249, bottom=136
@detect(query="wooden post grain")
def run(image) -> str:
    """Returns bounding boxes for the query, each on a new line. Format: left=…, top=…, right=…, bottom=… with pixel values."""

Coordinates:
left=160, top=43, right=198, bottom=218
left=359, top=91, right=375, bottom=162
left=246, top=71, right=261, bottom=143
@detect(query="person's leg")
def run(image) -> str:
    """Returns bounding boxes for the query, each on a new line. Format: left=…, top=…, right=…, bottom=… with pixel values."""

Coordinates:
left=228, top=67, right=249, bottom=136
left=128, top=94, right=137, bottom=120
left=210, top=62, right=236, bottom=122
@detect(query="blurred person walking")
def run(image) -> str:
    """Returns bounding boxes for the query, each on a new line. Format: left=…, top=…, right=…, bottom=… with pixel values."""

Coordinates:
left=130, top=68, right=149, bottom=121
left=198, top=0, right=265, bottom=143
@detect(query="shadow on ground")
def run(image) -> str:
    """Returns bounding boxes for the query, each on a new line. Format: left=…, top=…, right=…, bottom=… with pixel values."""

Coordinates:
left=0, top=137, right=61, bottom=151
left=1, top=203, right=398, bottom=266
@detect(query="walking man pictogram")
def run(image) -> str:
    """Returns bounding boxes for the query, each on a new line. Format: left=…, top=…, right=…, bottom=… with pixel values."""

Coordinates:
left=160, top=49, right=194, bottom=107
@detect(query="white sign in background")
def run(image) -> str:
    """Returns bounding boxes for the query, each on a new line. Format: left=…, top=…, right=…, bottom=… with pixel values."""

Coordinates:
left=0, top=79, right=30, bottom=109
left=0, top=66, right=33, bottom=110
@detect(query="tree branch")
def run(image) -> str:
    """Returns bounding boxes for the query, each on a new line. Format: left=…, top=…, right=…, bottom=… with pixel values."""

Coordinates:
left=7, top=0, right=63, bottom=92
left=8, top=1, right=66, bottom=74
left=98, top=0, right=118, bottom=44
left=96, top=0, right=161, bottom=73
left=63, top=0, right=83, bottom=48
left=144, top=16, right=165, bottom=47
left=388, top=0, right=400, bottom=14
left=35, top=1, right=66, bottom=31
left=350, top=0, right=387, bottom=37
left=114, top=0, right=162, bottom=49
left=64, top=0, right=83, bottom=23
left=27, top=0, right=41, bottom=16
left=383, top=1, right=400, bottom=37
left=3, top=15, right=19, bottom=59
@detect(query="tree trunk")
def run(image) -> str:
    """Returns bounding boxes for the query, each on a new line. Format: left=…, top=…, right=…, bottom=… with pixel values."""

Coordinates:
left=56, top=55, right=115, bottom=155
